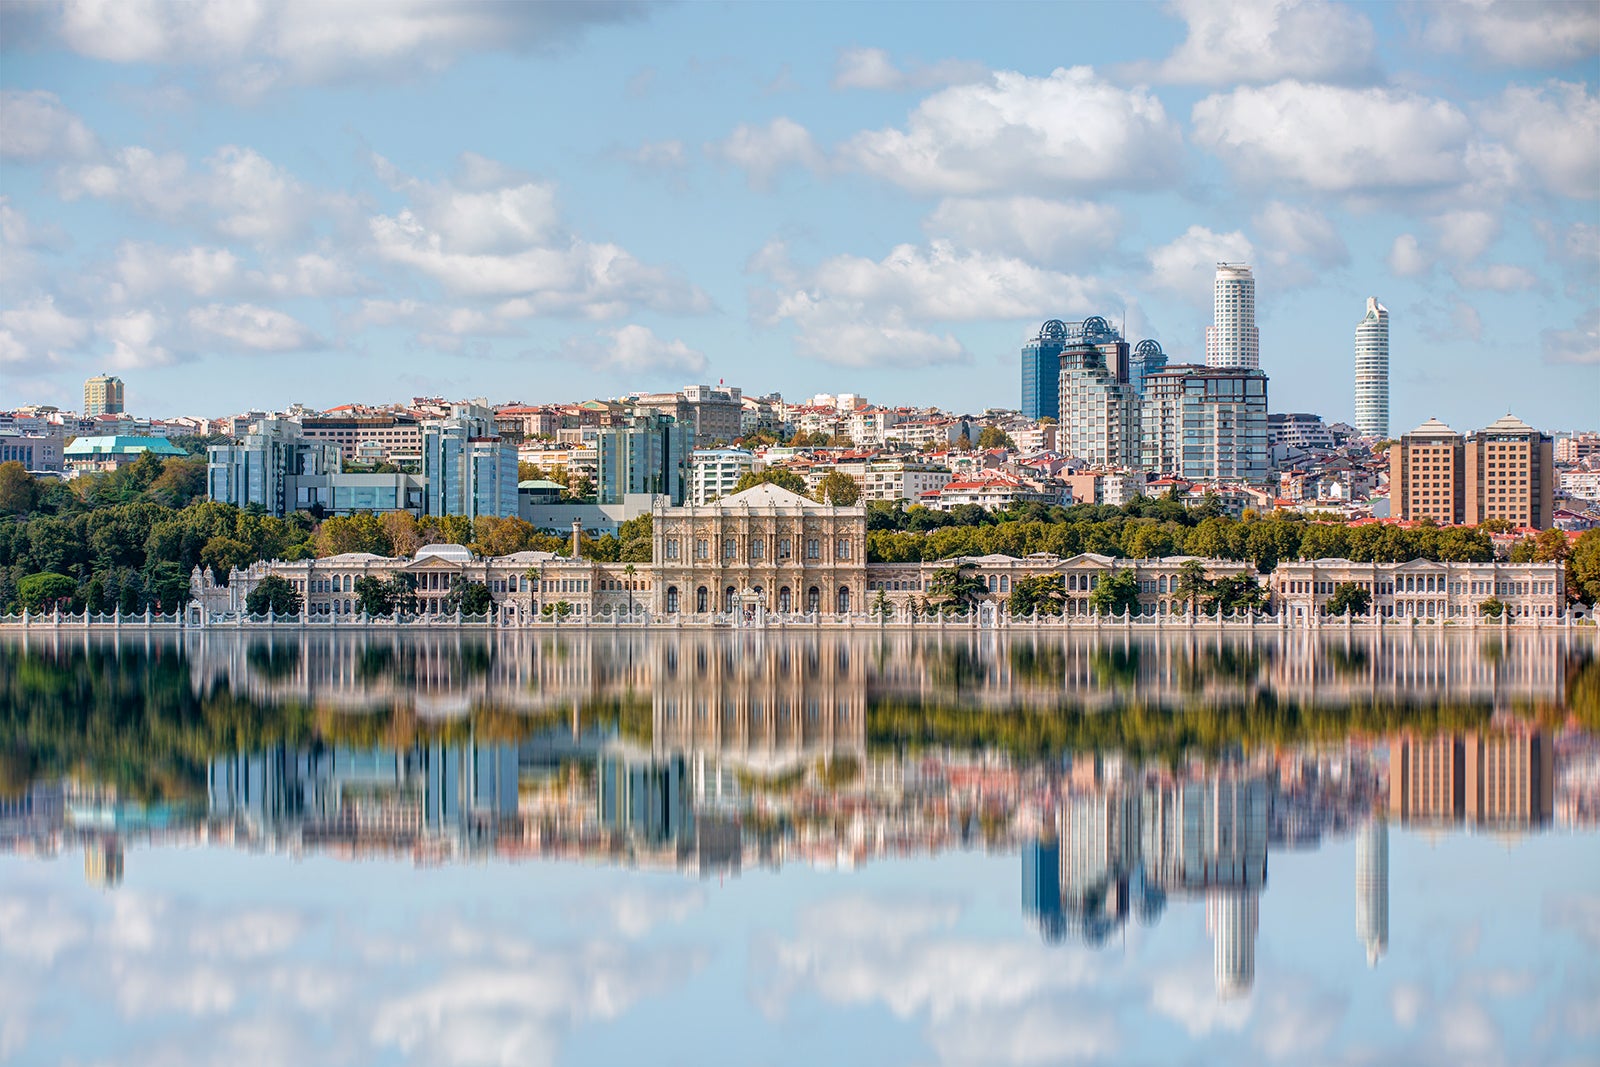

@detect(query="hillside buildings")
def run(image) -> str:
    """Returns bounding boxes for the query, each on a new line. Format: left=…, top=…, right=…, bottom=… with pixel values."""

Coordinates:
left=1141, top=365, right=1269, bottom=485
left=1354, top=298, right=1390, bottom=439
left=1205, top=264, right=1259, bottom=370
left=1059, top=318, right=1141, bottom=470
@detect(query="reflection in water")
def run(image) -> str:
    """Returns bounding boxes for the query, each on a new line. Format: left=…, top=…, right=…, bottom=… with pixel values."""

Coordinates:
left=2, top=629, right=1597, bottom=1012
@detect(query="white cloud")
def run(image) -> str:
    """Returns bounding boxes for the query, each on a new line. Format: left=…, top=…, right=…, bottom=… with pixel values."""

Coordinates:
left=108, top=242, right=242, bottom=302
left=1431, top=210, right=1500, bottom=262
left=1417, top=0, right=1600, bottom=67
left=58, top=144, right=330, bottom=244
left=250, top=252, right=364, bottom=298
left=558, top=324, right=708, bottom=375
left=1147, top=225, right=1255, bottom=302
left=709, top=117, right=823, bottom=188
left=1192, top=82, right=1476, bottom=194
left=1479, top=81, right=1600, bottom=200
left=1144, top=0, right=1380, bottom=85
left=832, top=47, right=988, bottom=91
left=0, top=296, right=92, bottom=368
left=0, top=896, right=89, bottom=963
left=97, top=308, right=176, bottom=368
left=923, top=197, right=1121, bottom=262
left=753, top=238, right=1110, bottom=368
left=586, top=888, right=708, bottom=938
left=1150, top=965, right=1253, bottom=1036
left=44, top=0, right=643, bottom=95
left=0, top=89, right=99, bottom=161
left=629, top=140, right=688, bottom=169
left=1251, top=201, right=1348, bottom=278
left=187, top=303, right=321, bottom=351
left=1542, top=309, right=1600, bottom=365
left=1388, top=234, right=1430, bottom=277
left=842, top=67, right=1183, bottom=195
left=1452, top=263, right=1539, bottom=291
left=1391, top=982, right=1429, bottom=1028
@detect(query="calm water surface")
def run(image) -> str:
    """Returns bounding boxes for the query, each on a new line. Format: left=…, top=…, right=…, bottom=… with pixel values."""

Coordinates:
left=2, top=629, right=1597, bottom=1067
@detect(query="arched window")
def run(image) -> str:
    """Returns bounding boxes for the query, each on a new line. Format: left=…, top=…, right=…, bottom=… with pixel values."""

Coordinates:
left=696, top=586, right=708, bottom=613
left=724, top=586, right=737, bottom=612
left=836, top=586, right=851, bottom=615
left=807, top=586, right=820, bottom=613
left=666, top=586, right=680, bottom=613
left=778, top=586, right=792, bottom=613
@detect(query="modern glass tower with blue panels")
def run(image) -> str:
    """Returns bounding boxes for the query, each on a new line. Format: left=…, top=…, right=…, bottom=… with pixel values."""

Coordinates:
left=1021, top=320, right=1069, bottom=421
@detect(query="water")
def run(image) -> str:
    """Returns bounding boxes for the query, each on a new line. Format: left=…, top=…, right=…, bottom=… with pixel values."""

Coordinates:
left=2, top=630, right=1596, bottom=1066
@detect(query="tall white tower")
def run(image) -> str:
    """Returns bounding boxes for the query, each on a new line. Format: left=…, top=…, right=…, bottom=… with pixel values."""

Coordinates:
left=1354, top=297, right=1390, bottom=439
left=1355, top=818, right=1389, bottom=967
left=1205, top=264, right=1259, bottom=370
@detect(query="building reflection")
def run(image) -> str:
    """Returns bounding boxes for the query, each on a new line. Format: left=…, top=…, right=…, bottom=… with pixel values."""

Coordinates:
left=2, top=628, right=1596, bottom=1007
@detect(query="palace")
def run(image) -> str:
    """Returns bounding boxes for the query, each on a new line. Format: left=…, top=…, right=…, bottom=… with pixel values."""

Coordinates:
left=190, top=484, right=1571, bottom=623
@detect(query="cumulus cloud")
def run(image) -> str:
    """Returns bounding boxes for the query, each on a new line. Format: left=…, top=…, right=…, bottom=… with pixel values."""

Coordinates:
left=187, top=303, right=321, bottom=351
left=1452, top=263, right=1539, bottom=292
left=58, top=144, right=333, bottom=244
left=628, top=139, right=688, bottom=170
left=107, top=242, right=242, bottom=302
left=923, top=197, right=1121, bottom=263
left=1478, top=81, right=1600, bottom=200
left=831, top=47, right=988, bottom=91
left=841, top=67, right=1183, bottom=195
left=97, top=308, right=177, bottom=369
left=1251, top=201, right=1348, bottom=282
left=1431, top=209, right=1500, bottom=262
left=1146, top=225, right=1255, bottom=302
left=1141, top=0, right=1381, bottom=85
left=708, top=117, right=823, bottom=188
left=1192, top=82, right=1477, bottom=195
left=0, top=89, right=99, bottom=161
left=29, top=0, right=645, bottom=96
left=1416, top=0, right=1600, bottom=67
left=1388, top=234, right=1430, bottom=277
left=752, top=238, right=1110, bottom=367
left=1542, top=309, right=1600, bottom=365
left=557, top=324, right=708, bottom=375
left=1151, top=965, right=1253, bottom=1036
left=0, top=296, right=92, bottom=369
left=366, top=156, right=708, bottom=320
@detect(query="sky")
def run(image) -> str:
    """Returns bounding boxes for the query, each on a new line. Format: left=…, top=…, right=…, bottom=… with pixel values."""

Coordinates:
left=0, top=0, right=1597, bottom=433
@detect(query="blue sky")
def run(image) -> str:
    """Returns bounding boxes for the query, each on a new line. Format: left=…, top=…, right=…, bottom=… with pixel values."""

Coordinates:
left=1, top=1, right=1596, bottom=432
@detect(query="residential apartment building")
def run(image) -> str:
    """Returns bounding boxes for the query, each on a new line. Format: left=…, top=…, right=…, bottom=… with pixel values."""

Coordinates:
left=1389, top=726, right=1553, bottom=828
left=689, top=448, right=755, bottom=505
left=82, top=374, right=124, bottom=417
left=1271, top=558, right=1565, bottom=621
left=420, top=411, right=518, bottom=519
left=1353, top=297, right=1390, bottom=439
left=1390, top=418, right=1465, bottom=523
left=596, top=415, right=692, bottom=505
left=1141, top=365, right=1269, bottom=485
left=634, top=385, right=743, bottom=448
left=1268, top=413, right=1336, bottom=452
left=299, top=412, right=422, bottom=462
left=1059, top=323, right=1141, bottom=470
left=861, top=458, right=952, bottom=503
left=0, top=433, right=63, bottom=472
left=1465, top=414, right=1554, bottom=530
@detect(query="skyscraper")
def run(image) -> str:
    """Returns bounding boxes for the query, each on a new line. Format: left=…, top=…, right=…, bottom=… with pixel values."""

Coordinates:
left=1355, top=819, right=1388, bottom=967
left=83, top=374, right=125, bottom=417
left=1465, top=415, right=1555, bottom=530
left=1058, top=318, right=1140, bottom=469
left=1021, top=321, right=1069, bottom=421
left=1205, top=264, right=1259, bottom=370
left=1354, top=298, right=1389, bottom=439
left=1141, top=364, right=1270, bottom=484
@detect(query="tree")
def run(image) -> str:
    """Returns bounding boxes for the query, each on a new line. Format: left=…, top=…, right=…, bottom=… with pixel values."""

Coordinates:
left=731, top=468, right=809, bottom=496
left=315, top=514, right=393, bottom=557
left=1508, top=536, right=1537, bottom=563
left=541, top=600, right=573, bottom=620
left=871, top=589, right=893, bottom=619
left=623, top=562, right=638, bottom=616
left=619, top=513, right=653, bottom=562
left=1008, top=573, right=1066, bottom=616
left=1088, top=568, right=1142, bottom=617
left=927, top=561, right=987, bottom=614
left=977, top=426, right=1017, bottom=451
left=0, top=462, right=39, bottom=515
left=1173, top=560, right=1210, bottom=616
left=815, top=470, right=861, bottom=506
left=1532, top=527, right=1572, bottom=564
left=955, top=431, right=973, bottom=450
left=1207, top=574, right=1268, bottom=616
left=18, top=572, right=76, bottom=613
left=445, top=578, right=494, bottom=617
left=200, top=535, right=255, bottom=581
left=353, top=574, right=416, bottom=617
left=245, top=575, right=302, bottom=617
left=1570, top=529, right=1600, bottom=605
left=1324, top=582, right=1371, bottom=617
left=1478, top=596, right=1505, bottom=618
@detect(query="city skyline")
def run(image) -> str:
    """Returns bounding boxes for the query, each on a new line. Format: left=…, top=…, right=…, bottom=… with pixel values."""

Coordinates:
left=1, top=3, right=1596, bottom=431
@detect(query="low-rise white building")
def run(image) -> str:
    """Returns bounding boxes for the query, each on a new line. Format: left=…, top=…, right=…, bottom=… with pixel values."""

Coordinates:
left=1272, top=558, right=1565, bottom=621
left=690, top=448, right=756, bottom=504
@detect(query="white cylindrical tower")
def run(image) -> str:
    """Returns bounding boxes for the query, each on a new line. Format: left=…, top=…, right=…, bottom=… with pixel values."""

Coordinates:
left=1355, top=818, right=1389, bottom=967
left=1354, top=297, right=1390, bottom=439
left=1205, top=264, right=1259, bottom=370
